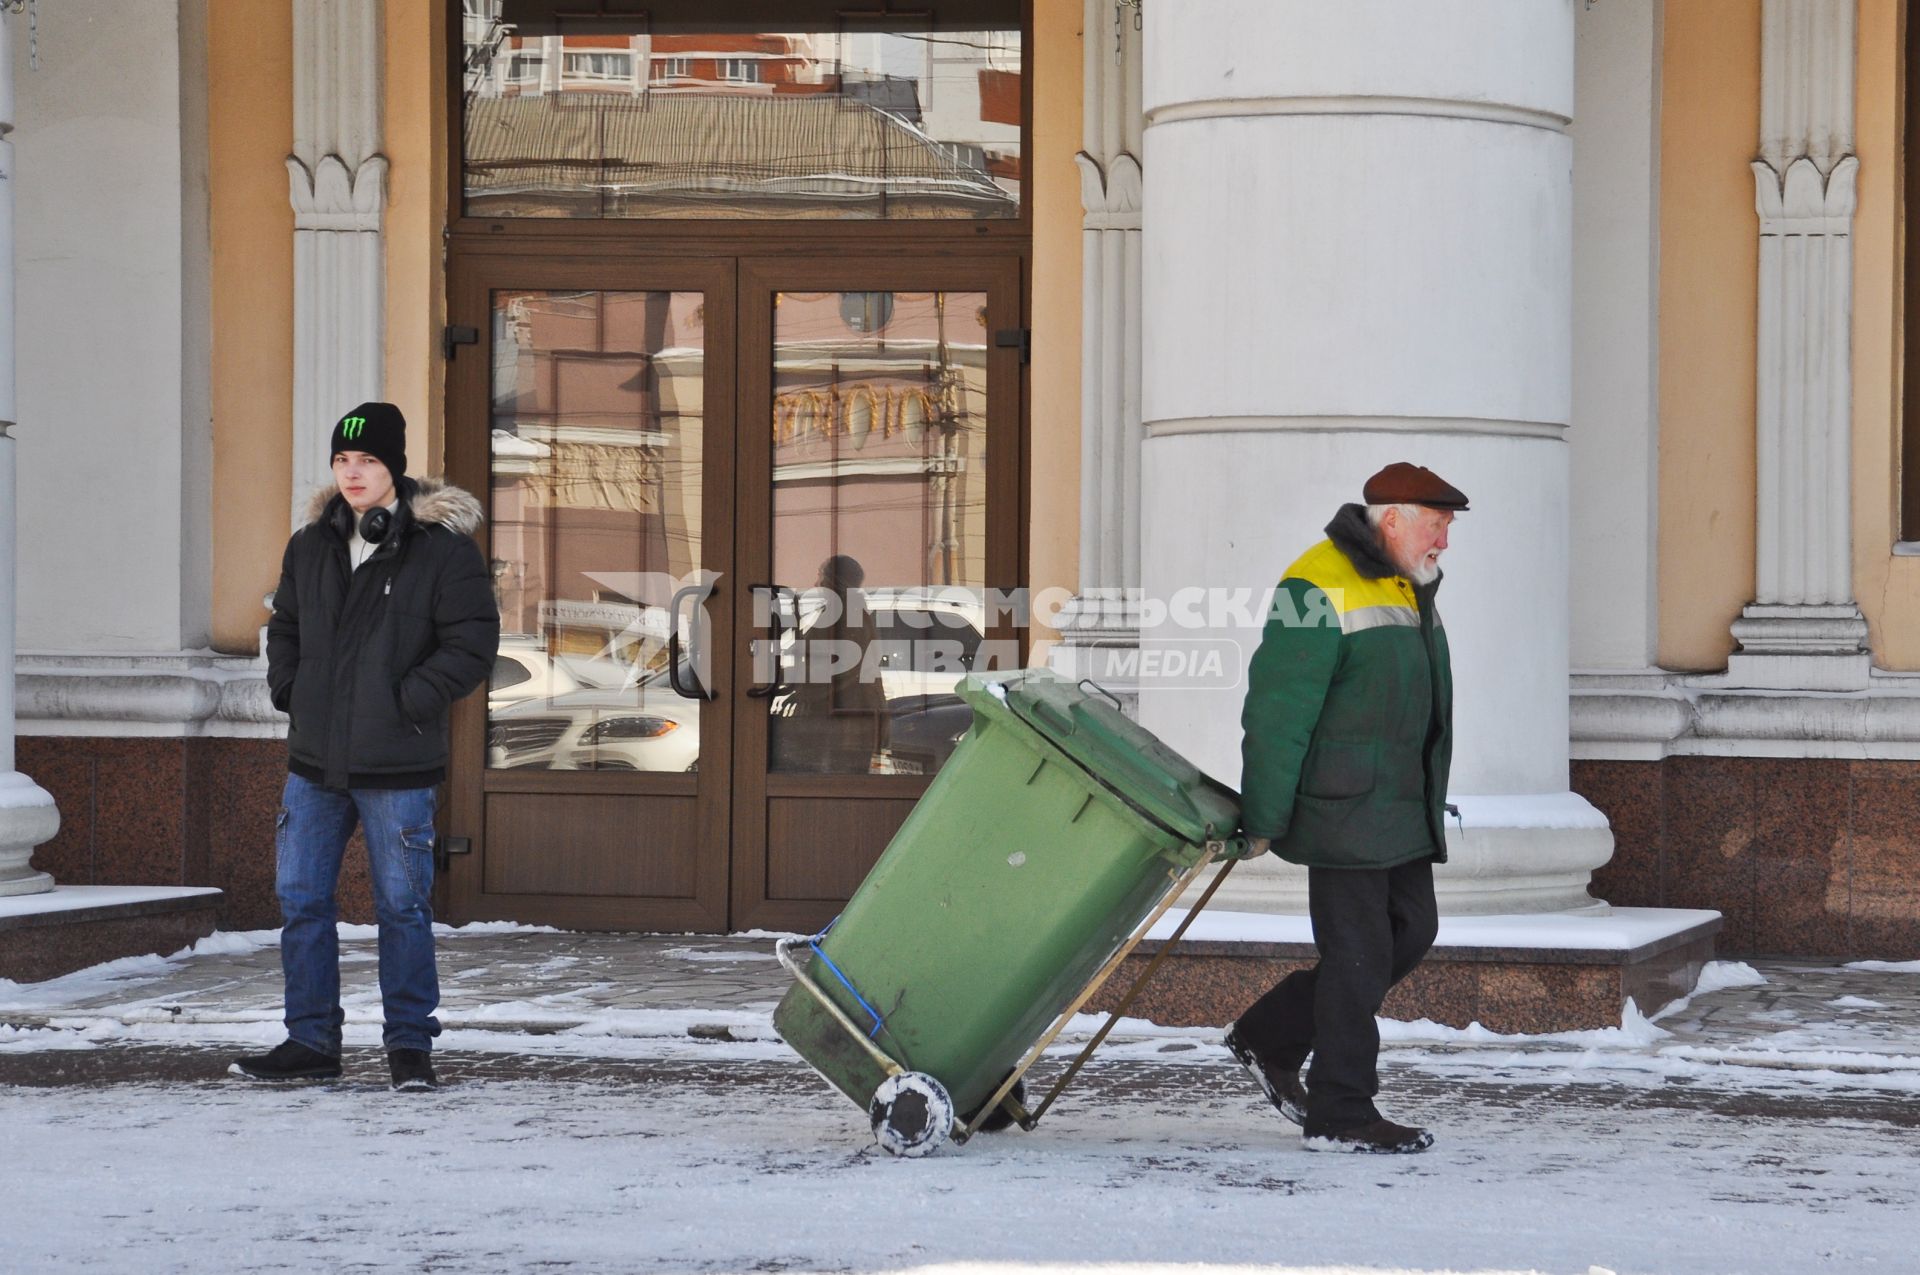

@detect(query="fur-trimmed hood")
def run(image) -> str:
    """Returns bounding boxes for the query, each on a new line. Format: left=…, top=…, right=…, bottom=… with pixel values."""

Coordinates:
left=1325, top=503, right=1400, bottom=580
left=304, top=476, right=484, bottom=538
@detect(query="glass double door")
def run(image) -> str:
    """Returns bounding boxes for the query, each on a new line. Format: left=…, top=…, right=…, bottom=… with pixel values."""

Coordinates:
left=443, top=253, right=1022, bottom=932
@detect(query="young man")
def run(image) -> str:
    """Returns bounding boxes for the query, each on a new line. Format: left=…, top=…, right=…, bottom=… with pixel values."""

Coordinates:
left=1227, top=462, right=1465, bottom=1153
left=233, top=402, right=499, bottom=1090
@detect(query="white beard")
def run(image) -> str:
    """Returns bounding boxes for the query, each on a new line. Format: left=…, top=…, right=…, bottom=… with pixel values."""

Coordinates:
left=1403, top=554, right=1441, bottom=586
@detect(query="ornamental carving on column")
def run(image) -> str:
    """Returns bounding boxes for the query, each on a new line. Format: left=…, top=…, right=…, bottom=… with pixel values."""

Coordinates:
left=287, top=0, right=387, bottom=528
left=1075, top=151, right=1141, bottom=231
left=1725, top=0, right=1865, bottom=691
left=286, top=153, right=388, bottom=232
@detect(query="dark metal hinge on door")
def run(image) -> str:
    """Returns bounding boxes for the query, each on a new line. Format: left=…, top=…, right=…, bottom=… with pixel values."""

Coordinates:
left=442, top=325, right=480, bottom=361
left=994, top=328, right=1031, bottom=365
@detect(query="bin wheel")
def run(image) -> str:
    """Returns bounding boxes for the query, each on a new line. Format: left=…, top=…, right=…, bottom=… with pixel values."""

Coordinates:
left=964, top=1076, right=1027, bottom=1133
left=869, top=1072, right=954, bottom=1158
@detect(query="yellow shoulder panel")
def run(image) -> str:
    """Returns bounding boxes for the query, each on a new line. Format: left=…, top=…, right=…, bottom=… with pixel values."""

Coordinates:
left=1282, top=539, right=1408, bottom=614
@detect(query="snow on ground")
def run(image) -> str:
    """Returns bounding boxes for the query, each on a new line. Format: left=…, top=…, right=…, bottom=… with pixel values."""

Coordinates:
left=4, top=935, right=1920, bottom=1273
left=3, top=1047, right=1916, bottom=1275
left=1688, top=961, right=1769, bottom=995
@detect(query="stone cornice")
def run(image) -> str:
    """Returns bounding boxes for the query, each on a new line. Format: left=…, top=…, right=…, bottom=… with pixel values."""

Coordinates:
left=33, top=657, right=1920, bottom=756
left=15, top=654, right=283, bottom=738
left=1572, top=670, right=1920, bottom=760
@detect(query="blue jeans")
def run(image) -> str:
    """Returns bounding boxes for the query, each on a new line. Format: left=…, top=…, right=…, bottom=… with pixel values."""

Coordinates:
left=275, top=772, right=441, bottom=1055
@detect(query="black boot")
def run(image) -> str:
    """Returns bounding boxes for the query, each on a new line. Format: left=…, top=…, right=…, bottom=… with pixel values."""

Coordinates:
left=388, top=1048, right=438, bottom=1091
left=1224, top=1024, right=1308, bottom=1127
left=1303, top=1118, right=1435, bottom=1154
left=229, top=1039, right=342, bottom=1082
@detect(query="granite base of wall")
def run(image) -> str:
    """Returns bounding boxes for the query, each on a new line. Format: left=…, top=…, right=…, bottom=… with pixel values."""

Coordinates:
left=18, top=737, right=374, bottom=931
left=1574, top=757, right=1920, bottom=960
left=1089, top=931, right=1717, bottom=1035
left=15, top=742, right=1920, bottom=963
left=0, top=893, right=221, bottom=982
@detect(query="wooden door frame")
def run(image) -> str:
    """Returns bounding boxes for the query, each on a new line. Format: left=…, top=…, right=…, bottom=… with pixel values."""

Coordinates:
left=443, top=253, right=740, bottom=931
left=727, top=254, right=1027, bottom=934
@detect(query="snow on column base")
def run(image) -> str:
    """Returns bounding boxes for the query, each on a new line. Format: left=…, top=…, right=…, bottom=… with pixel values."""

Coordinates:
left=1209, top=791, right=1615, bottom=917
left=0, top=772, right=61, bottom=897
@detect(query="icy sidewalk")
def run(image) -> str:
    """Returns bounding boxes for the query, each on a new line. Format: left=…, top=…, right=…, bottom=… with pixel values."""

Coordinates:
left=3, top=923, right=1920, bottom=1089
left=4, top=929, right=1920, bottom=1274
left=0, top=924, right=797, bottom=1056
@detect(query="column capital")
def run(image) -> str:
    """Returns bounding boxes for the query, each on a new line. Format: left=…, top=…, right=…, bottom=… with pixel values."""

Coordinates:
left=1752, top=154, right=1858, bottom=234
left=287, top=154, right=389, bottom=232
left=1076, top=151, right=1141, bottom=230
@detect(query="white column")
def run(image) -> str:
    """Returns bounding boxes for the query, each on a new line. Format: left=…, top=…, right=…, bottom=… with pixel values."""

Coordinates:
left=1725, top=0, right=1866, bottom=691
left=1137, top=0, right=1612, bottom=915
left=287, top=0, right=387, bottom=526
left=1569, top=0, right=1661, bottom=671
left=1049, top=0, right=1147, bottom=709
left=0, top=8, right=59, bottom=896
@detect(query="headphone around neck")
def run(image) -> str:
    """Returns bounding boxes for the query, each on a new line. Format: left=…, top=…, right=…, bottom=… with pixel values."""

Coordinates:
left=329, top=501, right=394, bottom=546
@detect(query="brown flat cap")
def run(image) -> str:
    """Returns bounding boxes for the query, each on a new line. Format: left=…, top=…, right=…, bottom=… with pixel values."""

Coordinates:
left=1363, top=462, right=1470, bottom=511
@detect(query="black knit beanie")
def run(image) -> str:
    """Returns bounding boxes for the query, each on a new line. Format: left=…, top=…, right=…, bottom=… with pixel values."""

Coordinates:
left=330, top=402, right=407, bottom=482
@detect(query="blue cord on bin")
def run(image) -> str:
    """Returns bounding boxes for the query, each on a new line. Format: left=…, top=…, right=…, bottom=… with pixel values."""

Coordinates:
left=809, top=917, right=887, bottom=1039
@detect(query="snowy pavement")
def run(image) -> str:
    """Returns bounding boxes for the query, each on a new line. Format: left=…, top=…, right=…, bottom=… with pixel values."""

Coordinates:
left=3, top=928, right=1919, bottom=1275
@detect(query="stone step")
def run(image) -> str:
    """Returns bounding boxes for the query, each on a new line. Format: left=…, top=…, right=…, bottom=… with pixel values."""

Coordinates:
left=0, top=886, right=222, bottom=983
left=1091, top=907, right=1723, bottom=1035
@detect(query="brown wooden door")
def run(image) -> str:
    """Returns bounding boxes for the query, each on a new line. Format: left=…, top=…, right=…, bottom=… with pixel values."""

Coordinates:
left=727, top=256, right=1026, bottom=933
left=445, top=256, right=738, bottom=931
left=443, top=252, right=1023, bottom=932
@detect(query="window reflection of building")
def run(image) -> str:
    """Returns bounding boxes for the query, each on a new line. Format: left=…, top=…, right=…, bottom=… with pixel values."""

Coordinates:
left=771, top=292, right=987, bottom=595
left=460, top=18, right=1022, bottom=219
left=766, top=290, right=989, bottom=776
left=488, top=291, right=703, bottom=683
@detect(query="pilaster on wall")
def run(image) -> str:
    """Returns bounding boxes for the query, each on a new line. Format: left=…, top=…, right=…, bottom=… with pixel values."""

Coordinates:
left=1050, top=0, right=1146, bottom=707
left=1726, top=0, right=1866, bottom=691
left=288, top=0, right=387, bottom=524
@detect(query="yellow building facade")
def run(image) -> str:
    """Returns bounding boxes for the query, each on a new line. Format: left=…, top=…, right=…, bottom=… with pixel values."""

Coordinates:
left=5, top=1, right=1918, bottom=964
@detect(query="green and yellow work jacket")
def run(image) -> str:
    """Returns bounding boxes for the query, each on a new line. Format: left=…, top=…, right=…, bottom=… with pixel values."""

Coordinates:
left=1239, top=503, right=1453, bottom=870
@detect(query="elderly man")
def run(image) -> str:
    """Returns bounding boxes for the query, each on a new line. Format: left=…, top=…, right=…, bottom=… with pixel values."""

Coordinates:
left=1226, top=462, right=1466, bottom=1153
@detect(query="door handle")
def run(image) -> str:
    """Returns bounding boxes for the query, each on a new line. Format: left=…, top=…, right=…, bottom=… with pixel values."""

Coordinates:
left=667, top=582, right=717, bottom=701
left=745, top=583, right=796, bottom=700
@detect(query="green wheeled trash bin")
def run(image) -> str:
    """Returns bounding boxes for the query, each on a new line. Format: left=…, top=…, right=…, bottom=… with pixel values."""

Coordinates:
left=772, top=668, right=1248, bottom=1157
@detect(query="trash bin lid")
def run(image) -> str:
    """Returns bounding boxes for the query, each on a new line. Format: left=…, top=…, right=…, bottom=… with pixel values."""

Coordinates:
left=966, top=670, right=1241, bottom=846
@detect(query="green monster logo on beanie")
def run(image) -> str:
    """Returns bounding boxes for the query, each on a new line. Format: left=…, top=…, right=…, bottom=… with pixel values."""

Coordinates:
left=330, top=402, right=408, bottom=481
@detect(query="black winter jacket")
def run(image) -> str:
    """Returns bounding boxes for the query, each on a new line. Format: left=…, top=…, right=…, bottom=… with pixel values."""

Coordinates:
left=267, top=477, right=501, bottom=790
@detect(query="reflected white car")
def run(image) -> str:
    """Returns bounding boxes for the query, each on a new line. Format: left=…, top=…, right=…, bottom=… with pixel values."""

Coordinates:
left=488, top=664, right=700, bottom=774
left=486, top=592, right=994, bottom=775
left=489, top=639, right=585, bottom=714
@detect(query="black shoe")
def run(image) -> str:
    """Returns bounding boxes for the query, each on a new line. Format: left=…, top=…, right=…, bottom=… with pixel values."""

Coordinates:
left=1303, top=1118, right=1435, bottom=1154
left=1224, top=1024, right=1308, bottom=1127
left=229, top=1040, right=342, bottom=1082
left=388, top=1049, right=438, bottom=1091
